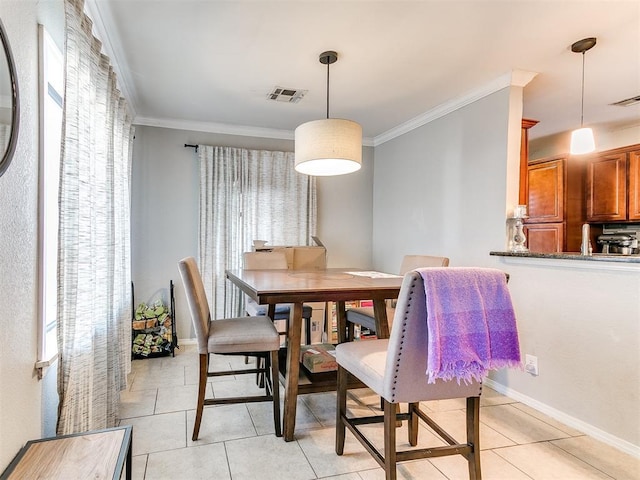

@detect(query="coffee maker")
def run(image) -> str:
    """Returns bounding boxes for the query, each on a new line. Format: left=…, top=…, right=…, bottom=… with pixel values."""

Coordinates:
left=597, top=224, right=639, bottom=255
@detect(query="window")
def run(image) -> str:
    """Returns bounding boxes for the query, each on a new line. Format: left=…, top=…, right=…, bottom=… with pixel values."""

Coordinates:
left=37, top=25, right=63, bottom=371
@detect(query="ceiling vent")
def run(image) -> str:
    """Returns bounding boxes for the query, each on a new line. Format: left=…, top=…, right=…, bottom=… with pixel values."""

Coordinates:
left=267, top=86, right=307, bottom=103
left=610, top=95, right=640, bottom=107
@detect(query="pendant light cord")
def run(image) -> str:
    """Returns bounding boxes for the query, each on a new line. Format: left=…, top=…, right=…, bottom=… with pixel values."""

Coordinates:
left=326, top=61, right=330, bottom=119
left=580, top=51, right=585, bottom=128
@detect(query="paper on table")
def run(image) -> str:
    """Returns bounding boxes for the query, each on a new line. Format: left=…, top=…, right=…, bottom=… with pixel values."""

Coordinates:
left=345, top=271, right=402, bottom=278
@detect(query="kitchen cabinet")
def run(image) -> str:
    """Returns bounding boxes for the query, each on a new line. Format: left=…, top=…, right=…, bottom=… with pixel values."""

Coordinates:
left=586, top=152, right=627, bottom=222
left=524, top=223, right=564, bottom=253
left=585, top=145, right=640, bottom=222
left=522, top=154, right=584, bottom=253
left=519, top=118, right=539, bottom=204
left=526, top=157, right=564, bottom=223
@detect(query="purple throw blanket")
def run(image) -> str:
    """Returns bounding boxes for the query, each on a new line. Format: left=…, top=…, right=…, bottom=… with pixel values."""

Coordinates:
left=418, top=267, right=521, bottom=384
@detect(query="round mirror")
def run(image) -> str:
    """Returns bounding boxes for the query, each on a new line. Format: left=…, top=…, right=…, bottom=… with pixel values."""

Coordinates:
left=0, top=18, right=19, bottom=177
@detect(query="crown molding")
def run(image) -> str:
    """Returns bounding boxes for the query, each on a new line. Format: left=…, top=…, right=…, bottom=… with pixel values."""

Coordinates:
left=134, top=116, right=376, bottom=146
left=372, top=70, right=538, bottom=146
left=84, top=0, right=138, bottom=116
left=134, top=116, right=294, bottom=140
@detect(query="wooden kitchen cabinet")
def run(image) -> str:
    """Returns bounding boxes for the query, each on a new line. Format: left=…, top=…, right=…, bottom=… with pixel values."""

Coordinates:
left=524, top=223, right=565, bottom=253
left=629, top=150, right=640, bottom=221
left=586, top=152, right=627, bottom=222
left=525, top=157, right=565, bottom=223
left=522, top=153, right=584, bottom=252
left=519, top=118, right=539, bottom=204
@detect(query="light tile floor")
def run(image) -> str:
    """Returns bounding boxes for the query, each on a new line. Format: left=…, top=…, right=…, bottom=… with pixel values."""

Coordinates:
left=119, top=345, right=639, bottom=479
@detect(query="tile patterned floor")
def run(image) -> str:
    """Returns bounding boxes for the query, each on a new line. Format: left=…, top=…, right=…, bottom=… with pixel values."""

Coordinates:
left=119, top=345, right=639, bottom=479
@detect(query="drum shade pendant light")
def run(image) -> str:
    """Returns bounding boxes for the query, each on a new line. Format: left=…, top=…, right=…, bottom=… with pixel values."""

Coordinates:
left=295, top=51, right=362, bottom=176
left=570, top=37, right=597, bottom=155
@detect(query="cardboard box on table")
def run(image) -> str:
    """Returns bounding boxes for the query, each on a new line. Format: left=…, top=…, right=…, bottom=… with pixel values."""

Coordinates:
left=253, top=244, right=327, bottom=343
left=254, top=245, right=326, bottom=270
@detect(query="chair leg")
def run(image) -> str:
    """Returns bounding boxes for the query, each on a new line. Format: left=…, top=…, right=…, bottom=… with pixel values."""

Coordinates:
left=408, top=402, right=419, bottom=446
left=466, top=396, right=481, bottom=480
left=383, top=399, right=397, bottom=480
left=192, top=353, right=208, bottom=441
left=270, top=350, right=282, bottom=437
left=305, top=315, right=312, bottom=345
left=335, top=366, right=348, bottom=455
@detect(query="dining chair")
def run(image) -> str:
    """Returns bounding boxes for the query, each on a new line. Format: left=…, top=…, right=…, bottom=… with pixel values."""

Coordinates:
left=345, top=254, right=449, bottom=337
left=243, top=251, right=314, bottom=345
left=178, top=256, right=281, bottom=440
left=335, top=269, right=483, bottom=480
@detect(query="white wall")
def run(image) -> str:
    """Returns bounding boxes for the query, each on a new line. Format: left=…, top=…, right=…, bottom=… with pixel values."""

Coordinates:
left=0, top=0, right=64, bottom=468
left=372, top=85, right=640, bottom=454
left=131, top=125, right=374, bottom=340
left=490, top=258, right=640, bottom=454
left=372, top=87, right=515, bottom=272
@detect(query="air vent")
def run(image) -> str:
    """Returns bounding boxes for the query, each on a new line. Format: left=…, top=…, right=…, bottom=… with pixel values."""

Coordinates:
left=267, top=86, right=307, bottom=103
left=610, top=95, right=640, bottom=107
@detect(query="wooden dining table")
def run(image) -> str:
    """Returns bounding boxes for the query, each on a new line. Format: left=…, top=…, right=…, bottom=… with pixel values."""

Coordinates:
left=225, top=268, right=404, bottom=441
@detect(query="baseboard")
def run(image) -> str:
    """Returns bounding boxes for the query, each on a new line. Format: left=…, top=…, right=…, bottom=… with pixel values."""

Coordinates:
left=484, top=378, right=640, bottom=458
left=179, top=338, right=197, bottom=346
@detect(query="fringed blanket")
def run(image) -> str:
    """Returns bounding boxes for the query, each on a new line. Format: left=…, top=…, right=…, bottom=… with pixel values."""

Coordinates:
left=418, top=267, right=521, bottom=384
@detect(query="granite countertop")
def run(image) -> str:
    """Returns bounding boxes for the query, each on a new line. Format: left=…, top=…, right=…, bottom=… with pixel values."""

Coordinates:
left=490, top=251, right=640, bottom=264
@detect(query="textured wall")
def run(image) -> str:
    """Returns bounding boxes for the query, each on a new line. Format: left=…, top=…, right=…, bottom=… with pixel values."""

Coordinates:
left=0, top=0, right=43, bottom=467
left=0, top=0, right=64, bottom=467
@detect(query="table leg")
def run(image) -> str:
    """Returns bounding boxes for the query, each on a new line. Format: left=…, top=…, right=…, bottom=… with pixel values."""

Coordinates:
left=373, top=299, right=390, bottom=339
left=336, top=301, right=347, bottom=343
left=283, top=302, right=303, bottom=441
left=126, top=430, right=132, bottom=480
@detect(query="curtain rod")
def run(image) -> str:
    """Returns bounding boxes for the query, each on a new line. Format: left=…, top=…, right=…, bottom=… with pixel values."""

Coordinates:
left=184, top=144, right=199, bottom=152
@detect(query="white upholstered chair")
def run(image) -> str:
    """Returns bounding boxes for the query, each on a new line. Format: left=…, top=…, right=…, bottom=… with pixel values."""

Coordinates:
left=345, top=254, right=449, bottom=337
left=178, top=257, right=281, bottom=440
left=335, top=270, right=482, bottom=480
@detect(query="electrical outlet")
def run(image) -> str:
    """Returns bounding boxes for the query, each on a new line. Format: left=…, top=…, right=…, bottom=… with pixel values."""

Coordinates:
left=525, top=354, right=539, bottom=376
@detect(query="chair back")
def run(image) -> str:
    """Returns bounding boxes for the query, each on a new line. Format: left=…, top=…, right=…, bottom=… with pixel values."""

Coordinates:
left=382, top=271, right=480, bottom=403
left=178, top=257, right=211, bottom=355
left=399, top=255, right=449, bottom=274
left=243, top=251, right=288, bottom=270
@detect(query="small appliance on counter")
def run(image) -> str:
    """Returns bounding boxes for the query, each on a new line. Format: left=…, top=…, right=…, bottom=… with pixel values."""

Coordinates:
left=597, top=224, right=640, bottom=255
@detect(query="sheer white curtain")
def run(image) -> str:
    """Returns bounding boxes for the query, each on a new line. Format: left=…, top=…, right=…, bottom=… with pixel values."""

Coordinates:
left=198, top=146, right=317, bottom=319
left=56, top=0, right=133, bottom=435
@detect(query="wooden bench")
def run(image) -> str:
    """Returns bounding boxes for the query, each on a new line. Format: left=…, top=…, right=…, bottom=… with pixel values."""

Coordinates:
left=1, top=425, right=132, bottom=480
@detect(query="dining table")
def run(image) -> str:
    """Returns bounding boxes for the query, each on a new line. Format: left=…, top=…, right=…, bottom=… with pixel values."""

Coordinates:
left=225, top=267, right=404, bottom=441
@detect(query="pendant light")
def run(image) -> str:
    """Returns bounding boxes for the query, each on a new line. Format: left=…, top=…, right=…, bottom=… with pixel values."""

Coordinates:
left=569, top=37, right=597, bottom=155
left=295, top=51, right=362, bottom=176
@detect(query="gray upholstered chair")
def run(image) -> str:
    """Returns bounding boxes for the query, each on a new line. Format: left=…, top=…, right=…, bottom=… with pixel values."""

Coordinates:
left=345, top=255, right=449, bottom=337
left=178, top=256, right=281, bottom=440
left=243, top=251, right=314, bottom=345
left=335, top=270, right=482, bottom=480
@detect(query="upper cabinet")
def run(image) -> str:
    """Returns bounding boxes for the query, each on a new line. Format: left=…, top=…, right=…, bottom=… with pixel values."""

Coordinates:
left=586, top=152, right=627, bottom=221
left=526, top=157, right=565, bottom=223
left=519, top=119, right=539, bottom=205
left=586, top=145, right=640, bottom=222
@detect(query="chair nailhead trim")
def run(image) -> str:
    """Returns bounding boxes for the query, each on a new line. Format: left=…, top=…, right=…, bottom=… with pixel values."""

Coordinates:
left=390, top=277, right=418, bottom=402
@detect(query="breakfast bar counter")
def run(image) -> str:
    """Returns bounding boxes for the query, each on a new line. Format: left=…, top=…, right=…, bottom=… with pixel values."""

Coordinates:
left=490, top=251, right=640, bottom=264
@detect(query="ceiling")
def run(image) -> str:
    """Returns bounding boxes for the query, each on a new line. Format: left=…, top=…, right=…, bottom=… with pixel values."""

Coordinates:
left=85, top=0, right=640, bottom=144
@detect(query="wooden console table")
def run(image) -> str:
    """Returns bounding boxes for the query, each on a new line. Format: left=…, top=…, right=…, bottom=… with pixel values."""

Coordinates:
left=0, top=425, right=132, bottom=480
